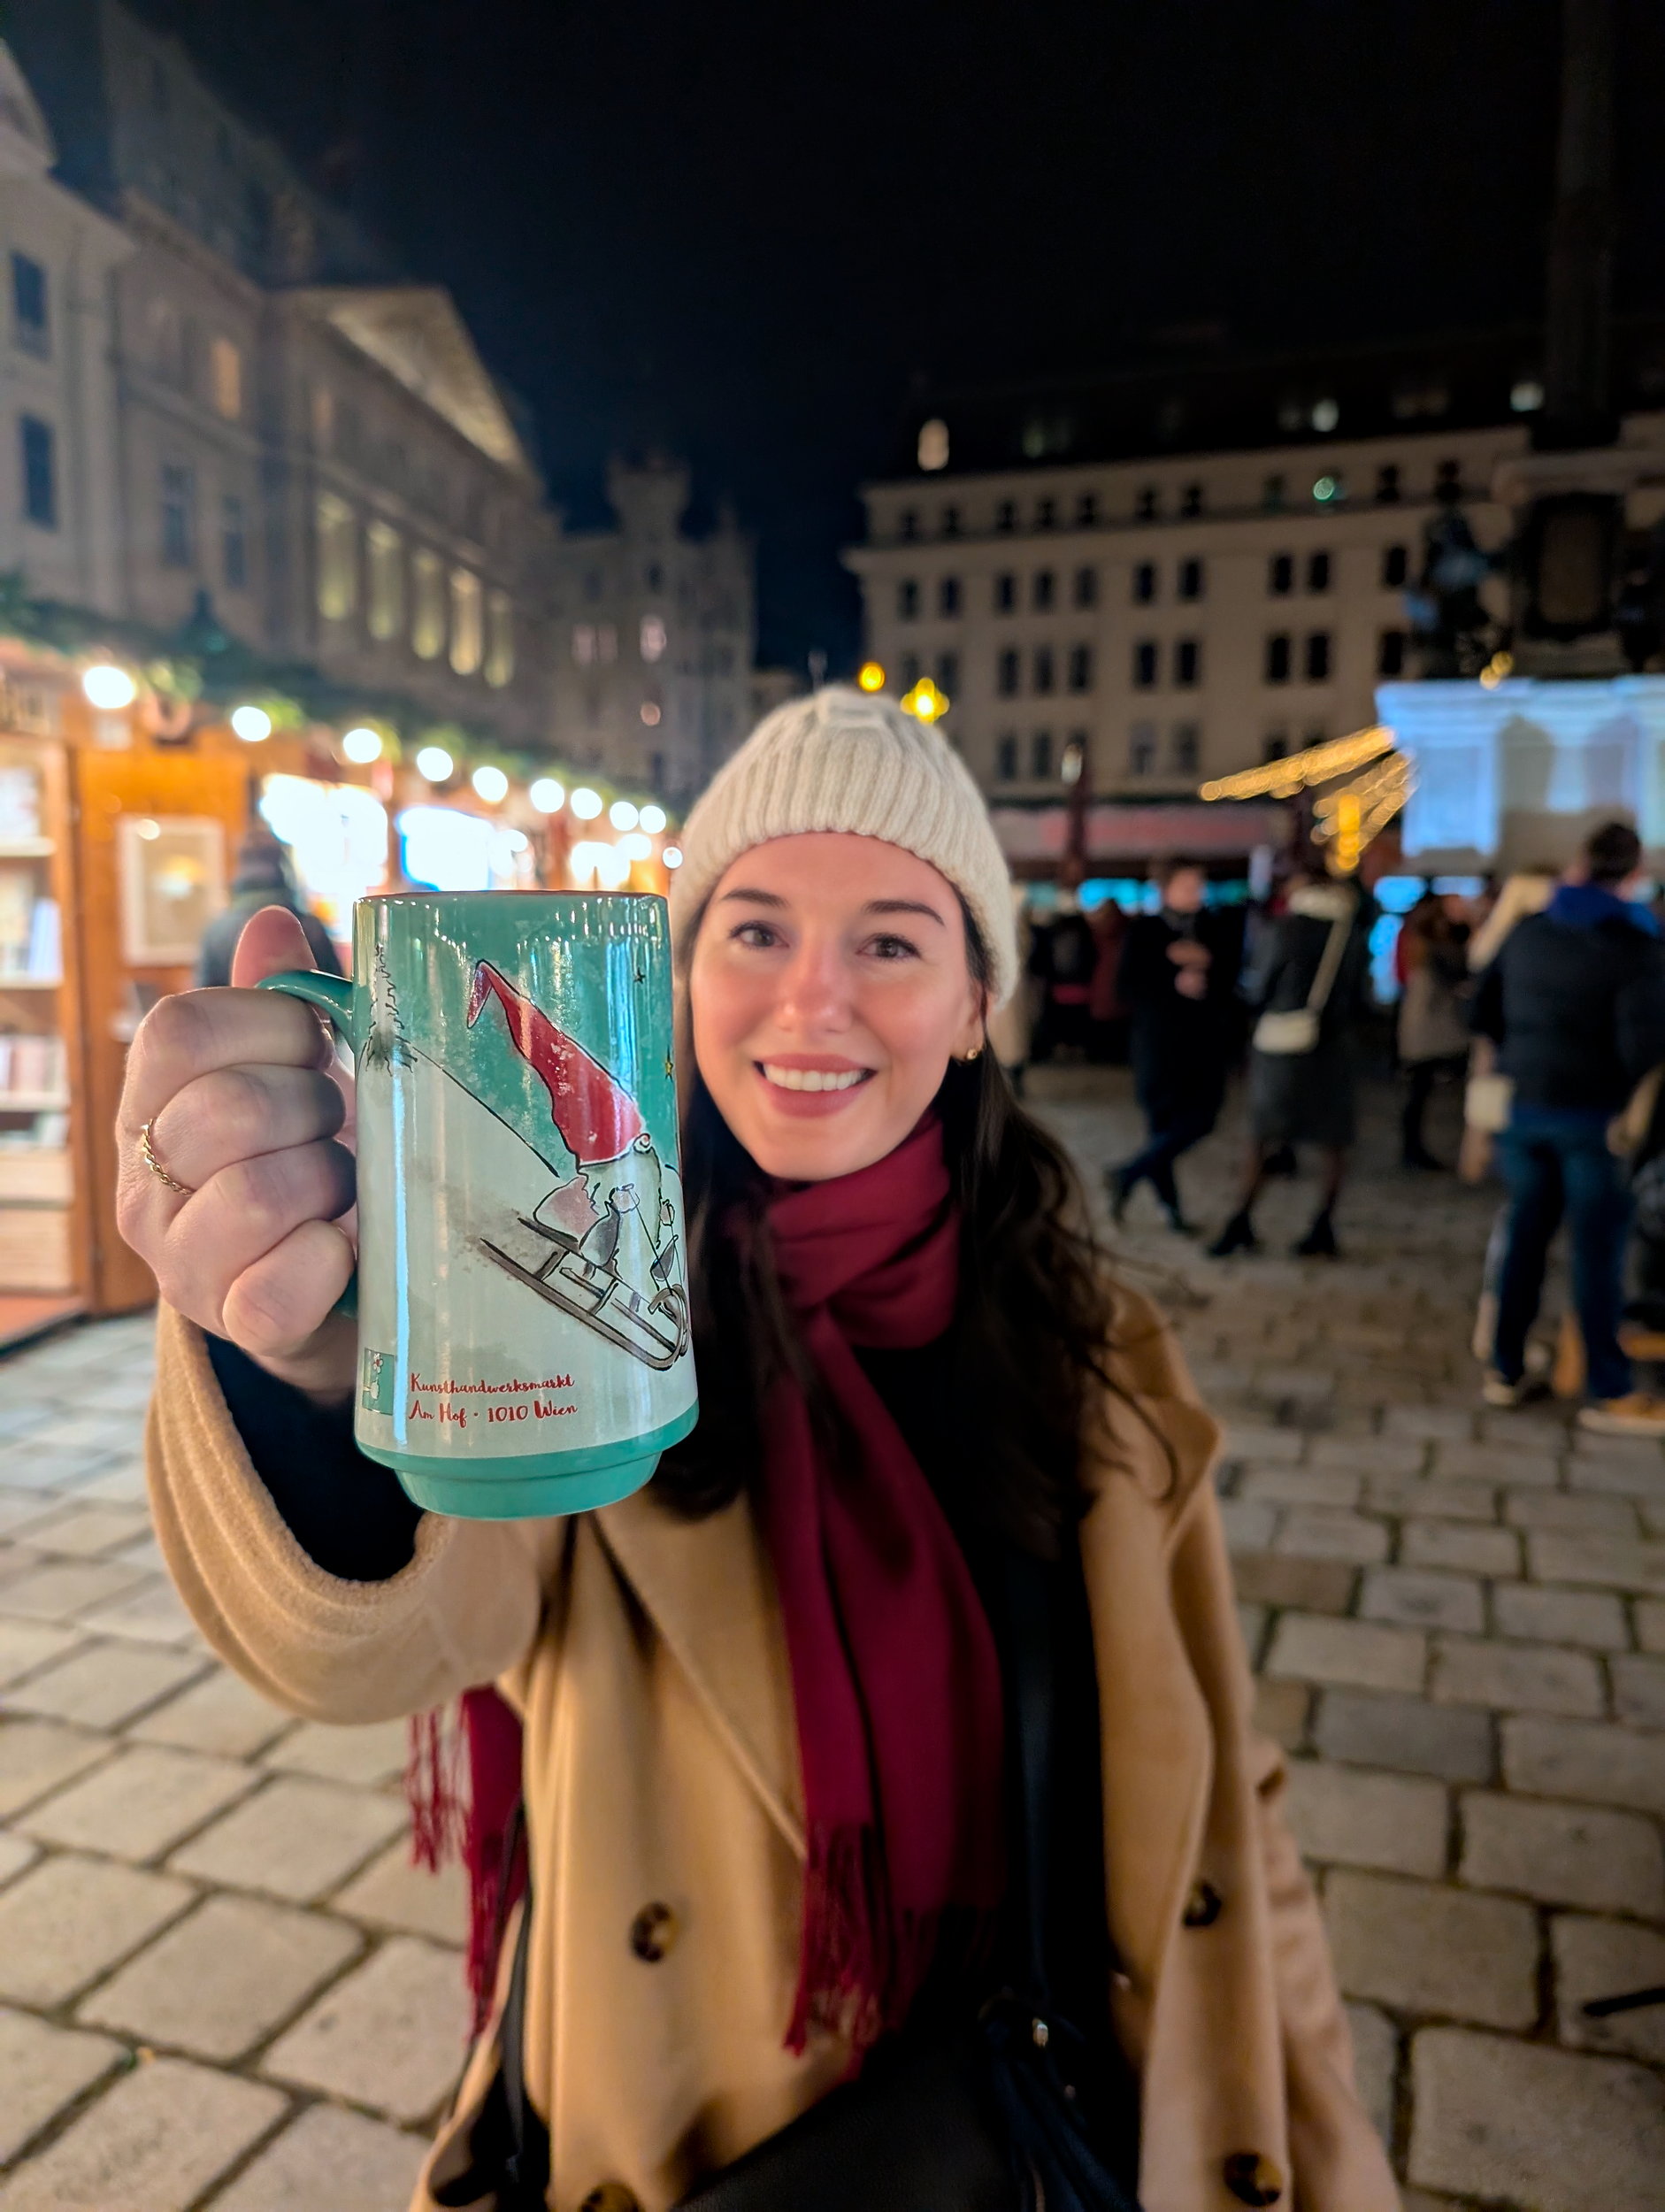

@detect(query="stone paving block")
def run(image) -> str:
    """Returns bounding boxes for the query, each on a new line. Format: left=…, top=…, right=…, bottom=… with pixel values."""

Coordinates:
left=1528, top=1531, right=1665, bottom=1594
left=71, top=1461, right=148, bottom=1506
left=1504, top=1487, right=1639, bottom=1535
left=168, top=1775, right=408, bottom=1901
left=1220, top=1423, right=1304, bottom=1463
left=79, top=1893, right=362, bottom=2062
left=1309, top=1435, right=1426, bottom=1476
left=1501, top=1716, right=1665, bottom=1814
left=0, top=1400, right=55, bottom=1443
left=261, top=1936, right=470, bottom=2123
left=127, top=1667, right=294, bottom=1759
left=1325, top=1869, right=1539, bottom=2029
left=1236, top=1602, right=1266, bottom=1663
left=2, top=1643, right=207, bottom=1730
left=29, top=1414, right=142, bottom=1455
left=205, top=2104, right=429, bottom=2212
left=21, top=1744, right=257, bottom=1860
left=1266, top=1613, right=1427, bottom=1694
left=1345, top=2000, right=1397, bottom=2148
left=1314, top=1690, right=1494, bottom=1783
left=1400, top=1520, right=1522, bottom=1578
left=1283, top=1760, right=1446, bottom=1877
left=1459, top=1791, right=1664, bottom=1916
left=332, top=1838, right=468, bottom=1946
left=1429, top=1634, right=1606, bottom=1718
left=0, top=1444, right=122, bottom=1495
left=0, top=1853, right=195, bottom=2005
left=1408, top=2024, right=1665, bottom=2212
left=1638, top=1595, right=1665, bottom=1654
left=14, top=1504, right=153, bottom=1559
left=0, top=1717, right=109, bottom=1816
left=1240, top=1467, right=1362, bottom=1508
left=0, top=1559, right=149, bottom=1624
left=1255, top=1365, right=1336, bottom=1402
left=1216, top=1500, right=1277, bottom=1553
left=1360, top=1568, right=1484, bottom=1633
left=0, top=2008, right=125, bottom=2165
left=259, top=1717, right=408, bottom=1787
left=1609, top=1652, right=1665, bottom=1726
left=1383, top=1404, right=1475, bottom=1441
left=1566, top=1454, right=1665, bottom=1500
left=1229, top=1552, right=1357, bottom=1615
left=104, top=1534, right=164, bottom=1577
left=1362, top=1475, right=1497, bottom=1524
left=73, top=1578, right=201, bottom=1647
left=1249, top=1676, right=1309, bottom=1751
left=1435, top=1441, right=1561, bottom=1486
left=0, top=1617, right=82, bottom=1689
left=0, top=2054, right=288, bottom=2212
left=1272, top=1509, right=1391, bottom=1563
left=1491, top=1580, right=1630, bottom=1650
left=0, top=1832, right=37, bottom=1888
left=1551, top=1914, right=1665, bottom=2067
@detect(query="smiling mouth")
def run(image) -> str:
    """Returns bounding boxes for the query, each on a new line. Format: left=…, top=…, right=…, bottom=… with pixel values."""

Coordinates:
left=757, top=1063, right=875, bottom=1094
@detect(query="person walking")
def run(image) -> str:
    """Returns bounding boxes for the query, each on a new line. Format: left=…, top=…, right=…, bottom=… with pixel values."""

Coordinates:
left=1396, top=891, right=1471, bottom=1169
left=1470, top=818, right=1665, bottom=1434
left=1105, top=856, right=1239, bottom=1233
left=195, top=833, right=341, bottom=987
left=119, top=689, right=1394, bottom=2212
left=1209, top=860, right=1370, bottom=1259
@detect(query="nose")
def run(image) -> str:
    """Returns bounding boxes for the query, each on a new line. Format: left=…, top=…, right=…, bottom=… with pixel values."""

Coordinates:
left=773, top=932, right=854, bottom=1037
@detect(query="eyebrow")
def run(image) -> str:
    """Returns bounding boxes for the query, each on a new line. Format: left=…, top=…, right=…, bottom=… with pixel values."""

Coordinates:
left=715, top=888, right=947, bottom=927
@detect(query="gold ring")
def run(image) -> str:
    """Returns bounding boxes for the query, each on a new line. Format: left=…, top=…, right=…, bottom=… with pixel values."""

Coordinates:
left=138, top=1118, right=195, bottom=1196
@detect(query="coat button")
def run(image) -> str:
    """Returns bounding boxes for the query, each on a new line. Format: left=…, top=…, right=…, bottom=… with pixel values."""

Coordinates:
left=628, top=1901, right=679, bottom=1962
left=1183, top=1879, right=1224, bottom=1928
left=1223, top=2150, right=1284, bottom=2206
left=580, top=2188, right=641, bottom=2212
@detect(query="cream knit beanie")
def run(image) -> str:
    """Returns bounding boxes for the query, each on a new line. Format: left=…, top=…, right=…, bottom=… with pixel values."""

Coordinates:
left=669, top=686, right=1018, bottom=1005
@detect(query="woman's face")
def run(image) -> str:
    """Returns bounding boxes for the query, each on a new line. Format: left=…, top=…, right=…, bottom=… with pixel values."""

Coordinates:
left=689, top=832, right=986, bottom=1182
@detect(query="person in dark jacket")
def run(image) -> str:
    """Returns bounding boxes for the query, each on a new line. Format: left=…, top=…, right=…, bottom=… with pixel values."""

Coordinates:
left=1470, top=818, right=1665, bottom=1435
left=196, top=834, right=342, bottom=988
left=1105, top=858, right=1239, bottom=1232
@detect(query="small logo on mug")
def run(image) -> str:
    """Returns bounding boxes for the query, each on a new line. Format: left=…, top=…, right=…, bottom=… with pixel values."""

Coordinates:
left=360, top=1348, right=395, bottom=1415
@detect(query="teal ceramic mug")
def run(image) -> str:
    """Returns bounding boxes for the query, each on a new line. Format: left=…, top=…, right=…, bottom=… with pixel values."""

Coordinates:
left=260, top=892, right=697, bottom=1519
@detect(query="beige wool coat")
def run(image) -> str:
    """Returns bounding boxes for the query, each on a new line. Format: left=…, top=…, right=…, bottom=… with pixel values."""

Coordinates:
left=144, top=1289, right=1399, bottom=2212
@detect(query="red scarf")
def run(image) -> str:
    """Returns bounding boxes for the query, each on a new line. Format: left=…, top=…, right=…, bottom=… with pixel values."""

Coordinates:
left=757, top=1115, right=1006, bottom=2055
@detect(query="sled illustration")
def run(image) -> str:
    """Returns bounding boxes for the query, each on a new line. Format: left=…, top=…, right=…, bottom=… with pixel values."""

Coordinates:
left=479, top=1213, right=690, bottom=1371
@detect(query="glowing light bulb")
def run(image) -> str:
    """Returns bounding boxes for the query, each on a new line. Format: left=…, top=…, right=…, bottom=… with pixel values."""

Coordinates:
left=528, top=778, right=565, bottom=813
left=857, top=661, right=886, bottom=694
left=81, top=663, right=136, bottom=710
left=610, top=800, right=639, bottom=831
left=639, top=803, right=666, bottom=834
left=663, top=844, right=683, bottom=868
left=571, top=787, right=603, bottom=820
left=618, top=831, right=651, bottom=861
left=472, top=764, right=510, bottom=803
left=341, top=726, right=382, bottom=764
left=231, top=704, right=272, bottom=743
left=415, top=745, right=455, bottom=783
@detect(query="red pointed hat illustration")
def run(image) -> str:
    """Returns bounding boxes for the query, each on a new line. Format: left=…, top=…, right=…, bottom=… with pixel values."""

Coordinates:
left=468, top=959, right=645, bottom=1165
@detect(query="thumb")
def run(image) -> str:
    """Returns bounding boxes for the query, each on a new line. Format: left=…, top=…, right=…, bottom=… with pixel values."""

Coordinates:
left=229, top=903, right=321, bottom=989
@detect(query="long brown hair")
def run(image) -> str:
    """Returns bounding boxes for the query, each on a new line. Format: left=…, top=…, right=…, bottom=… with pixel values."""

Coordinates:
left=652, top=905, right=1121, bottom=1554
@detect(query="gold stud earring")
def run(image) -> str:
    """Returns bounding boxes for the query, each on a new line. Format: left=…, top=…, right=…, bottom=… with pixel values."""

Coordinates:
left=960, top=1045, right=983, bottom=1063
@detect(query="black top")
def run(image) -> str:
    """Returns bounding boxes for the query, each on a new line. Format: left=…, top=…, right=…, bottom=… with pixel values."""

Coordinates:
left=1471, top=908, right=1665, bottom=1114
left=1244, top=901, right=1372, bottom=1041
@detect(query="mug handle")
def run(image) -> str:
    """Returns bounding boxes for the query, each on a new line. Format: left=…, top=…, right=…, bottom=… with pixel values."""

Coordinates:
left=257, top=969, right=360, bottom=1317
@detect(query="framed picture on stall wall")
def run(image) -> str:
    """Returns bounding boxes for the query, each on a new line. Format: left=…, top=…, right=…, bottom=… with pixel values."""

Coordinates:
left=117, top=815, right=226, bottom=965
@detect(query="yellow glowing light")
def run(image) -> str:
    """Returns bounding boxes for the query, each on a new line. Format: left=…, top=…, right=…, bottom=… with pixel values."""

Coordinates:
left=341, top=726, right=382, bottom=764
left=1200, top=725, right=1394, bottom=803
left=1478, top=649, right=1515, bottom=691
left=858, top=661, right=886, bottom=694
left=902, top=677, right=949, bottom=723
left=81, top=663, right=137, bottom=710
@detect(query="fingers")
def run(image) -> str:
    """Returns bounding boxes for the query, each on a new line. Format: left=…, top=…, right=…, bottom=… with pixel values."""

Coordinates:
left=230, top=905, right=323, bottom=989
left=120, top=984, right=334, bottom=1141
left=220, top=1219, right=357, bottom=1363
left=147, top=1064, right=345, bottom=1192
left=139, top=1136, right=355, bottom=1334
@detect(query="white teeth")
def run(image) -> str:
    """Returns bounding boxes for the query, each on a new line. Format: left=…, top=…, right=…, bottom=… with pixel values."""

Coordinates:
left=761, top=1064, right=869, bottom=1093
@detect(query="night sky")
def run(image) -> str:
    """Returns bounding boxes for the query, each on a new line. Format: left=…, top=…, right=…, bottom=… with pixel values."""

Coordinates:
left=128, top=1, right=1665, bottom=672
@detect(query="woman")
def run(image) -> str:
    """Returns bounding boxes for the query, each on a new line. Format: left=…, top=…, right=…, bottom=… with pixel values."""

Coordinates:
left=121, top=691, right=1393, bottom=2212
left=1208, top=862, right=1371, bottom=1261
left=1395, top=891, right=1471, bottom=1170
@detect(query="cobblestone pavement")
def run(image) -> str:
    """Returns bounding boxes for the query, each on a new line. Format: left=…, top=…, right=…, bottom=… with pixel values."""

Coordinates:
left=0, top=1065, right=1660, bottom=2208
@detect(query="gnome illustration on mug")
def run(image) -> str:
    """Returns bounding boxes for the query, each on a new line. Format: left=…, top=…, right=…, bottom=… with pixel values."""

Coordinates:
left=465, top=960, right=690, bottom=1371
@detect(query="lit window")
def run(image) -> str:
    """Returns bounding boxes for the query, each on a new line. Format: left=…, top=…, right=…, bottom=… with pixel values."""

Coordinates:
left=898, top=578, right=919, bottom=619
left=936, top=650, right=958, bottom=694
left=1170, top=723, right=1200, bottom=775
left=1032, top=731, right=1054, bottom=780
left=1377, top=630, right=1407, bottom=678
left=411, top=548, right=445, bottom=658
left=939, top=576, right=962, bottom=617
left=1129, top=721, right=1156, bottom=776
left=450, top=569, right=483, bottom=673
left=1133, top=562, right=1156, bottom=605
left=1511, top=378, right=1545, bottom=414
left=1033, top=645, right=1055, bottom=694
left=1174, top=638, right=1201, bottom=687
left=11, top=255, right=48, bottom=357
left=1376, top=464, right=1401, bottom=504
left=221, top=494, right=247, bottom=589
left=1305, top=632, right=1331, bottom=681
left=1076, top=492, right=1098, bottom=527
left=1033, top=570, right=1055, bottom=611
left=1132, top=641, right=1158, bottom=688
left=1265, top=634, right=1292, bottom=684
left=995, top=733, right=1018, bottom=781
left=995, top=500, right=1017, bottom=534
left=1180, top=482, right=1203, bottom=518
left=1382, top=544, right=1409, bottom=588
left=995, top=572, right=1017, bottom=613
left=1310, top=396, right=1339, bottom=433
left=366, top=522, right=403, bottom=639
left=997, top=649, right=1020, bottom=696
left=210, top=337, right=242, bottom=420
left=1068, top=644, right=1093, bottom=692
left=1269, top=553, right=1293, bottom=595
left=917, top=417, right=950, bottom=470
left=572, top=623, right=595, bottom=666
left=315, top=493, right=357, bottom=619
left=19, top=416, right=55, bottom=529
left=1073, top=565, right=1097, bottom=609
left=160, top=461, right=194, bottom=566
left=1178, top=557, right=1204, bottom=602
left=641, top=613, right=667, bottom=661
left=1307, top=550, right=1331, bottom=593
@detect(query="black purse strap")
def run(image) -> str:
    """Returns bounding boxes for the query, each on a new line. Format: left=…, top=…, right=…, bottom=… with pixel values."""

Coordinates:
left=1003, top=1548, right=1055, bottom=2008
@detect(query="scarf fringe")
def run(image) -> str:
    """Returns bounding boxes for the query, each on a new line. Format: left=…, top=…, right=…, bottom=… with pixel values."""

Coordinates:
left=405, top=1705, right=466, bottom=1873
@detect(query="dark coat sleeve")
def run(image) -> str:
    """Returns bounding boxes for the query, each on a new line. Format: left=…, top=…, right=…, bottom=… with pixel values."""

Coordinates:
left=1469, top=957, right=1505, bottom=1045
left=1615, top=949, right=1665, bottom=1089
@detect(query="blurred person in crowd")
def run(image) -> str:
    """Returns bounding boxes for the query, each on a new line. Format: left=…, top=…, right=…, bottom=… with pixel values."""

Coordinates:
left=196, top=833, right=341, bottom=987
left=1471, top=818, right=1665, bottom=1434
left=1086, top=895, right=1130, bottom=1063
left=1397, top=890, right=1471, bottom=1169
left=119, top=688, right=1394, bottom=2212
left=1209, top=856, right=1371, bottom=1259
left=1106, top=857, right=1239, bottom=1233
left=1027, top=881, right=1096, bottom=1060
left=1459, top=864, right=1558, bottom=1186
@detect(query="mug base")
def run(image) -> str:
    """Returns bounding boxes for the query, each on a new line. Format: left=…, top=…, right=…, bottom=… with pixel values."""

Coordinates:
left=363, top=1402, right=698, bottom=1521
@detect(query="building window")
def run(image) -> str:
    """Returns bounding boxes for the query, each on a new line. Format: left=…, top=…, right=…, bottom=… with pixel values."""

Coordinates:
left=1307, top=550, right=1331, bottom=593
left=995, top=572, right=1017, bottom=613
left=11, top=255, right=48, bottom=357
left=1133, top=561, right=1156, bottom=604
left=572, top=622, right=595, bottom=666
left=1180, top=482, right=1203, bottom=518
left=1262, top=473, right=1287, bottom=511
left=939, top=575, right=961, bottom=617
left=936, top=650, right=959, bottom=695
left=1132, top=640, right=1158, bottom=688
left=641, top=612, right=667, bottom=661
left=1178, top=557, right=1204, bottom=602
left=1305, top=631, right=1331, bottom=681
left=486, top=590, right=515, bottom=687
left=1135, top=486, right=1158, bottom=521
left=209, top=337, right=242, bottom=420
left=1033, top=645, right=1055, bottom=694
left=1032, top=731, right=1054, bottom=780
left=1377, top=628, right=1408, bottom=677
left=900, top=509, right=919, bottom=541
left=1170, top=723, right=1200, bottom=776
left=161, top=462, right=195, bottom=566
left=221, top=494, right=247, bottom=589
left=1262, top=733, right=1288, bottom=763
left=1073, top=565, right=1097, bottom=609
left=1376, top=463, right=1401, bottom=503
left=1382, top=543, right=1409, bottom=588
left=900, top=651, right=920, bottom=688
left=1437, top=458, right=1462, bottom=496
left=315, top=492, right=356, bottom=618
left=597, top=622, right=618, bottom=663
left=1033, top=570, right=1055, bottom=611
left=1068, top=644, right=1093, bottom=692
left=1129, top=721, right=1156, bottom=776
left=19, top=416, right=55, bottom=529
left=1174, top=638, right=1201, bottom=687
left=995, top=499, right=1016, bottom=533
left=996, top=649, right=1020, bottom=695
left=995, top=733, right=1018, bottom=781
left=366, top=521, right=403, bottom=639
left=1265, top=634, right=1292, bottom=684
left=1036, top=497, right=1055, bottom=530
left=898, top=578, right=919, bottom=619
left=941, top=504, right=961, bottom=537
left=412, top=549, right=445, bottom=658
left=1076, top=492, right=1097, bottom=527
left=1268, top=552, right=1293, bottom=595
left=449, top=569, right=484, bottom=674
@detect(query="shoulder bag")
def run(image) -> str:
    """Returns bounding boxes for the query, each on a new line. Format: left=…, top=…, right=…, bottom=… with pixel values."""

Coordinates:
left=1253, top=902, right=1354, bottom=1057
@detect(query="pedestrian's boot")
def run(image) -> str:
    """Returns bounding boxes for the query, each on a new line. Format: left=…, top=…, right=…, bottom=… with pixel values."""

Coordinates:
left=1207, top=1208, right=1258, bottom=1257
left=1293, top=1207, right=1340, bottom=1259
